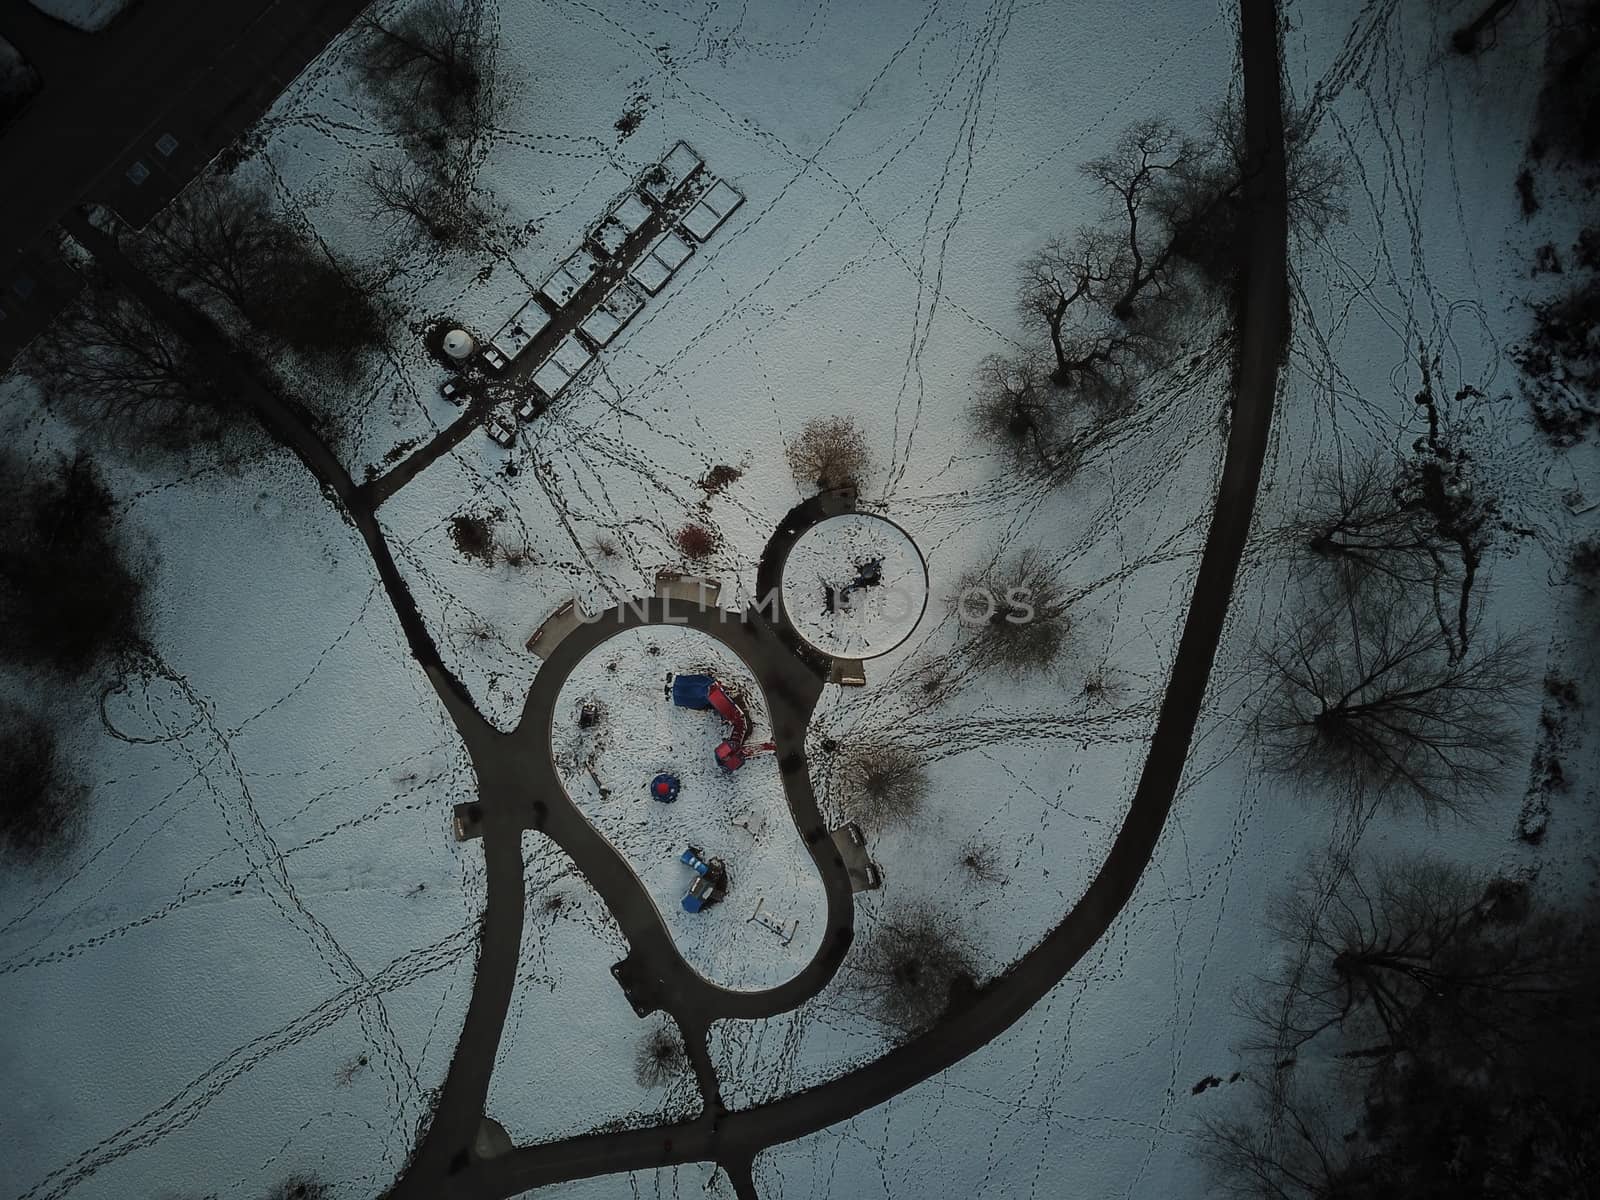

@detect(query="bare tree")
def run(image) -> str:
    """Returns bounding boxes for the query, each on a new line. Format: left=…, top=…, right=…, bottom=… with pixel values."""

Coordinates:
left=140, top=175, right=389, bottom=369
left=263, top=1176, right=327, bottom=1200
left=1015, top=230, right=1143, bottom=392
left=785, top=414, right=871, bottom=491
left=1206, top=858, right=1600, bottom=1199
left=1081, top=117, right=1208, bottom=320
left=967, top=352, right=1063, bottom=473
left=0, top=703, right=87, bottom=865
left=845, top=901, right=979, bottom=1037
left=1257, top=589, right=1526, bottom=816
left=1254, top=855, right=1573, bottom=1073
left=361, top=156, right=498, bottom=250
left=633, top=1022, right=686, bottom=1088
left=354, top=0, right=504, bottom=152
left=834, top=743, right=928, bottom=830
left=1281, top=455, right=1453, bottom=596
left=26, top=278, right=246, bottom=460
left=951, top=548, right=1070, bottom=679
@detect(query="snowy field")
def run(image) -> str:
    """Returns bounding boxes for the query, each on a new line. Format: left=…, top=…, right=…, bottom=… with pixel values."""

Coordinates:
left=0, top=389, right=486, bottom=1200
left=552, top=626, right=825, bottom=991
left=3, top=0, right=1597, bottom=1197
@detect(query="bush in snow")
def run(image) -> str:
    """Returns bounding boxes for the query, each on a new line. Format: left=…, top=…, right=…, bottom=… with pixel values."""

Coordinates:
left=1256, top=584, right=1527, bottom=819
left=785, top=415, right=871, bottom=492
left=633, top=1022, right=686, bottom=1088
left=674, top=523, right=717, bottom=559
left=0, top=703, right=87, bottom=865
left=957, top=838, right=1007, bottom=885
left=263, top=1176, right=327, bottom=1200
left=449, top=511, right=498, bottom=565
left=835, top=743, right=928, bottom=830
left=846, top=901, right=979, bottom=1038
left=950, top=548, right=1070, bottom=679
left=0, top=452, right=147, bottom=677
left=1204, top=855, right=1598, bottom=1198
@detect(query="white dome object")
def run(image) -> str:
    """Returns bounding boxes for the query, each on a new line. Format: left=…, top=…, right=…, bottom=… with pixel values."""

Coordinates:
left=443, top=328, right=475, bottom=360
left=780, top=513, right=928, bottom=659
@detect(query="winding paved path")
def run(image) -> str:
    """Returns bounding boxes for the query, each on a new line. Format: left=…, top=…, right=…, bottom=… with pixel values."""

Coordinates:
left=57, top=0, right=1288, bottom=1193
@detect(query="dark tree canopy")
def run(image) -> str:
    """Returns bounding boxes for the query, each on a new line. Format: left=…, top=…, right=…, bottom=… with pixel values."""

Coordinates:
left=1206, top=858, right=1599, bottom=1200
left=0, top=452, right=147, bottom=677
left=26, top=277, right=247, bottom=461
left=141, top=175, right=389, bottom=370
left=834, top=743, right=928, bottom=830
left=0, top=703, right=87, bottom=865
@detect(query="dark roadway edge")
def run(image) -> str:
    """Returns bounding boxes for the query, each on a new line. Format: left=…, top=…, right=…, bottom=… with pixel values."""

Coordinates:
left=434, top=0, right=1290, bottom=1192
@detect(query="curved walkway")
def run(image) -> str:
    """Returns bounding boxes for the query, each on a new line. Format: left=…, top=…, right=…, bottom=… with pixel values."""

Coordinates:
left=408, top=0, right=1289, bottom=1194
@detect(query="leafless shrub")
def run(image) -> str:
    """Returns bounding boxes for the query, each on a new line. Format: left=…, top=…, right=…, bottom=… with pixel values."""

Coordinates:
left=674, top=523, right=717, bottom=559
left=835, top=743, right=928, bottom=830
left=633, top=1022, right=686, bottom=1088
left=957, top=838, right=1007, bottom=885
left=846, top=901, right=979, bottom=1037
left=1257, top=589, right=1527, bottom=817
left=785, top=415, right=871, bottom=491
left=950, top=548, right=1069, bottom=679
left=589, top=533, right=621, bottom=559
left=333, top=1053, right=370, bottom=1087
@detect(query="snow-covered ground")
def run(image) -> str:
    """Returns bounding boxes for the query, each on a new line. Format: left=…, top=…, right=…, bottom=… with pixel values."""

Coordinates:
left=0, top=379, right=484, bottom=1200
left=27, top=0, right=133, bottom=33
left=552, top=626, right=825, bottom=991
left=781, top=513, right=928, bottom=659
left=6, top=0, right=1597, bottom=1196
left=486, top=832, right=698, bottom=1142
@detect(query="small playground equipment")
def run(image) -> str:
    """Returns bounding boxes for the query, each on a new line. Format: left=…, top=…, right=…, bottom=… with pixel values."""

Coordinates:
left=747, top=896, right=798, bottom=945
left=649, top=773, right=681, bottom=803
left=667, top=672, right=775, bottom=772
left=679, top=845, right=728, bottom=913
